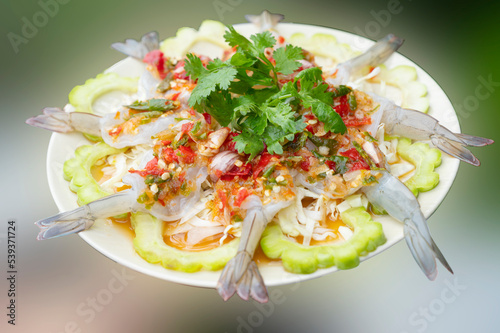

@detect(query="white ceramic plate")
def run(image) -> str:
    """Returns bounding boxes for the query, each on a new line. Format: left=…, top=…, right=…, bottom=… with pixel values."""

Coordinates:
left=46, top=23, right=460, bottom=288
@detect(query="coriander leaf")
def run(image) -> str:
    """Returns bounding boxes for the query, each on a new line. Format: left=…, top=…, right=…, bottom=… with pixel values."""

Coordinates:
left=273, top=45, right=304, bottom=75
left=250, top=31, right=276, bottom=53
left=188, top=66, right=237, bottom=105
left=229, top=71, right=255, bottom=95
left=294, top=67, right=332, bottom=104
left=234, top=95, right=258, bottom=116
left=239, top=113, right=268, bottom=136
left=251, top=88, right=280, bottom=104
left=224, top=26, right=254, bottom=54
left=310, top=100, right=347, bottom=134
left=309, top=83, right=333, bottom=105
left=230, top=51, right=256, bottom=67
left=266, top=141, right=283, bottom=155
left=233, top=130, right=264, bottom=160
left=261, top=103, right=296, bottom=134
left=184, top=53, right=207, bottom=80
left=294, top=117, right=308, bottom=132
left=263, top=125, right=295, bottom=155
left=126, top=99, right=175, bottom=111
left=235, top=66, right=275, bottom=88
left=266, top=81, right=300, bottom=107
left=294, top=67, right=323, bottom=83
left=197, top=90, right=234, bottom=126
left=206, top=58, right=227, bottom=70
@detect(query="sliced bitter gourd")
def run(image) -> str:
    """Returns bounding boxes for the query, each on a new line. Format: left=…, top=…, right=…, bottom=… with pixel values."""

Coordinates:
left=396, top=137, right=441, bottom=196
left=288, top=32, right=359, bottom=65
left=288, top=33, right=429, bottom=112
left=63, top=142, right=126, bottom=205
left=131, top=212, right=239, bottom=272
left=69, top=72, right=138, bottom=114
left=160, top=20, right=229, bottom=58
left=68, top=72, right=138, bottom=141
left=260, top=207, right=386, bottom=274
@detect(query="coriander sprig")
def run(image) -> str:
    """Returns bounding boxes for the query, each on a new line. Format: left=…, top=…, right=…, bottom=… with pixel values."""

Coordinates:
left=184, top=25, right=346, bottom=160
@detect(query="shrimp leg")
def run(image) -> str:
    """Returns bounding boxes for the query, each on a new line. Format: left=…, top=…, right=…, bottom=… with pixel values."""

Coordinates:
left=35, top=190, right=138, bottom=240
left=26, top=107, right=102, bottom=136
left=369, top=95, right=494, bottom=166
left=362, top=171, right=453, bottom=280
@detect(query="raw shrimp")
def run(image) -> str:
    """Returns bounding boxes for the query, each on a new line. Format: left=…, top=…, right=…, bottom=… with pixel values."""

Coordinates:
left=366, top=94, right=494, bottom=166
left=361, top=171, right=453, bottom=279
left=26, top=105, right=200, bottom=149
left=322, top=33, right=494, bottom=166
left=216, top=194, right=293, bottom=302
left=36, top=189, right=139, bottom=240
left=35, top=159, right=208, bottom=240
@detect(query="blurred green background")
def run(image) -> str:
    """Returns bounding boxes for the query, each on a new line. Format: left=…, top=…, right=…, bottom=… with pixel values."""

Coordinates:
left=1, top=0, right=499, bottom=332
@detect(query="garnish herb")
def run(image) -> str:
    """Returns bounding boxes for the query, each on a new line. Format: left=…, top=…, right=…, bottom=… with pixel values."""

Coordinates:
left=126, top=98, right=175, bottom=111
left=184, top=26, right=347, bottom=160
left=327, top=155, right=349, bottom=174
left=331, top=85, right=351, bottom=98
left=348, top=93, right=357, bottom=111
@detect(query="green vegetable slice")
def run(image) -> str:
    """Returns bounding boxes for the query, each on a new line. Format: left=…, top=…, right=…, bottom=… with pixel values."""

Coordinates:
left=396, top=137, right=441, bottom=196
left=160, top=20, right=229, bottom=58
left=288, top=32, right=359, bottom=64
left=68, top=72, right=138, bottom=141
left=260, top=207, right=386, bottom=274
left=69, top=72, right=138, bottom=114
left=63, top=142, right=126, bottom=205
left=289, top=32, right=429, bottom=112
left=131, top=212, right=239, bottom=272
left=368, top=65, right=429, bottom=112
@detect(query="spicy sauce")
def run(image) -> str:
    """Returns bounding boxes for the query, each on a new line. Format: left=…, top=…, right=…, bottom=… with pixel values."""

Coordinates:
left=292, top=216, right=351, bottom=246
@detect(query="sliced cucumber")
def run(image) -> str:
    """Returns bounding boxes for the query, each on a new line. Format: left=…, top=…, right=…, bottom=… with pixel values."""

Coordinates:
left=397, top=137, right=441, bottom=196
left=369, top=65, right=429, bottom=112
left=131, top=212, right=239, bottom=272
left=261, top=207, right=386, bottom=274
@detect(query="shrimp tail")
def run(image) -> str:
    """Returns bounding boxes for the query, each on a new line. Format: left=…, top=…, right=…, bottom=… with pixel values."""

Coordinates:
left=216, top=196, right=269, bottom=303
left=26, top=107, right=73, bottom=133
left=26, top=107, right=101, bottom=136
left=245, top=10, right=285, bottom=32
left=453, top=133, right=494, bottom=147
left=35, top=190, right=137, bottom=240
left=362, top=171, right=453, bottom=279
left=37, top=218, right=94, bottom=241
left=428, top=123, right=494, bottom=166
left=216, top=252, right=268, bottom=303
left=111, top=31, right=159, bottom=60
left=373, top=98, right=494, bottom=166
left=430, top=135, right=480, bottom=166
left=403, top=212, right=453, bottom=280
